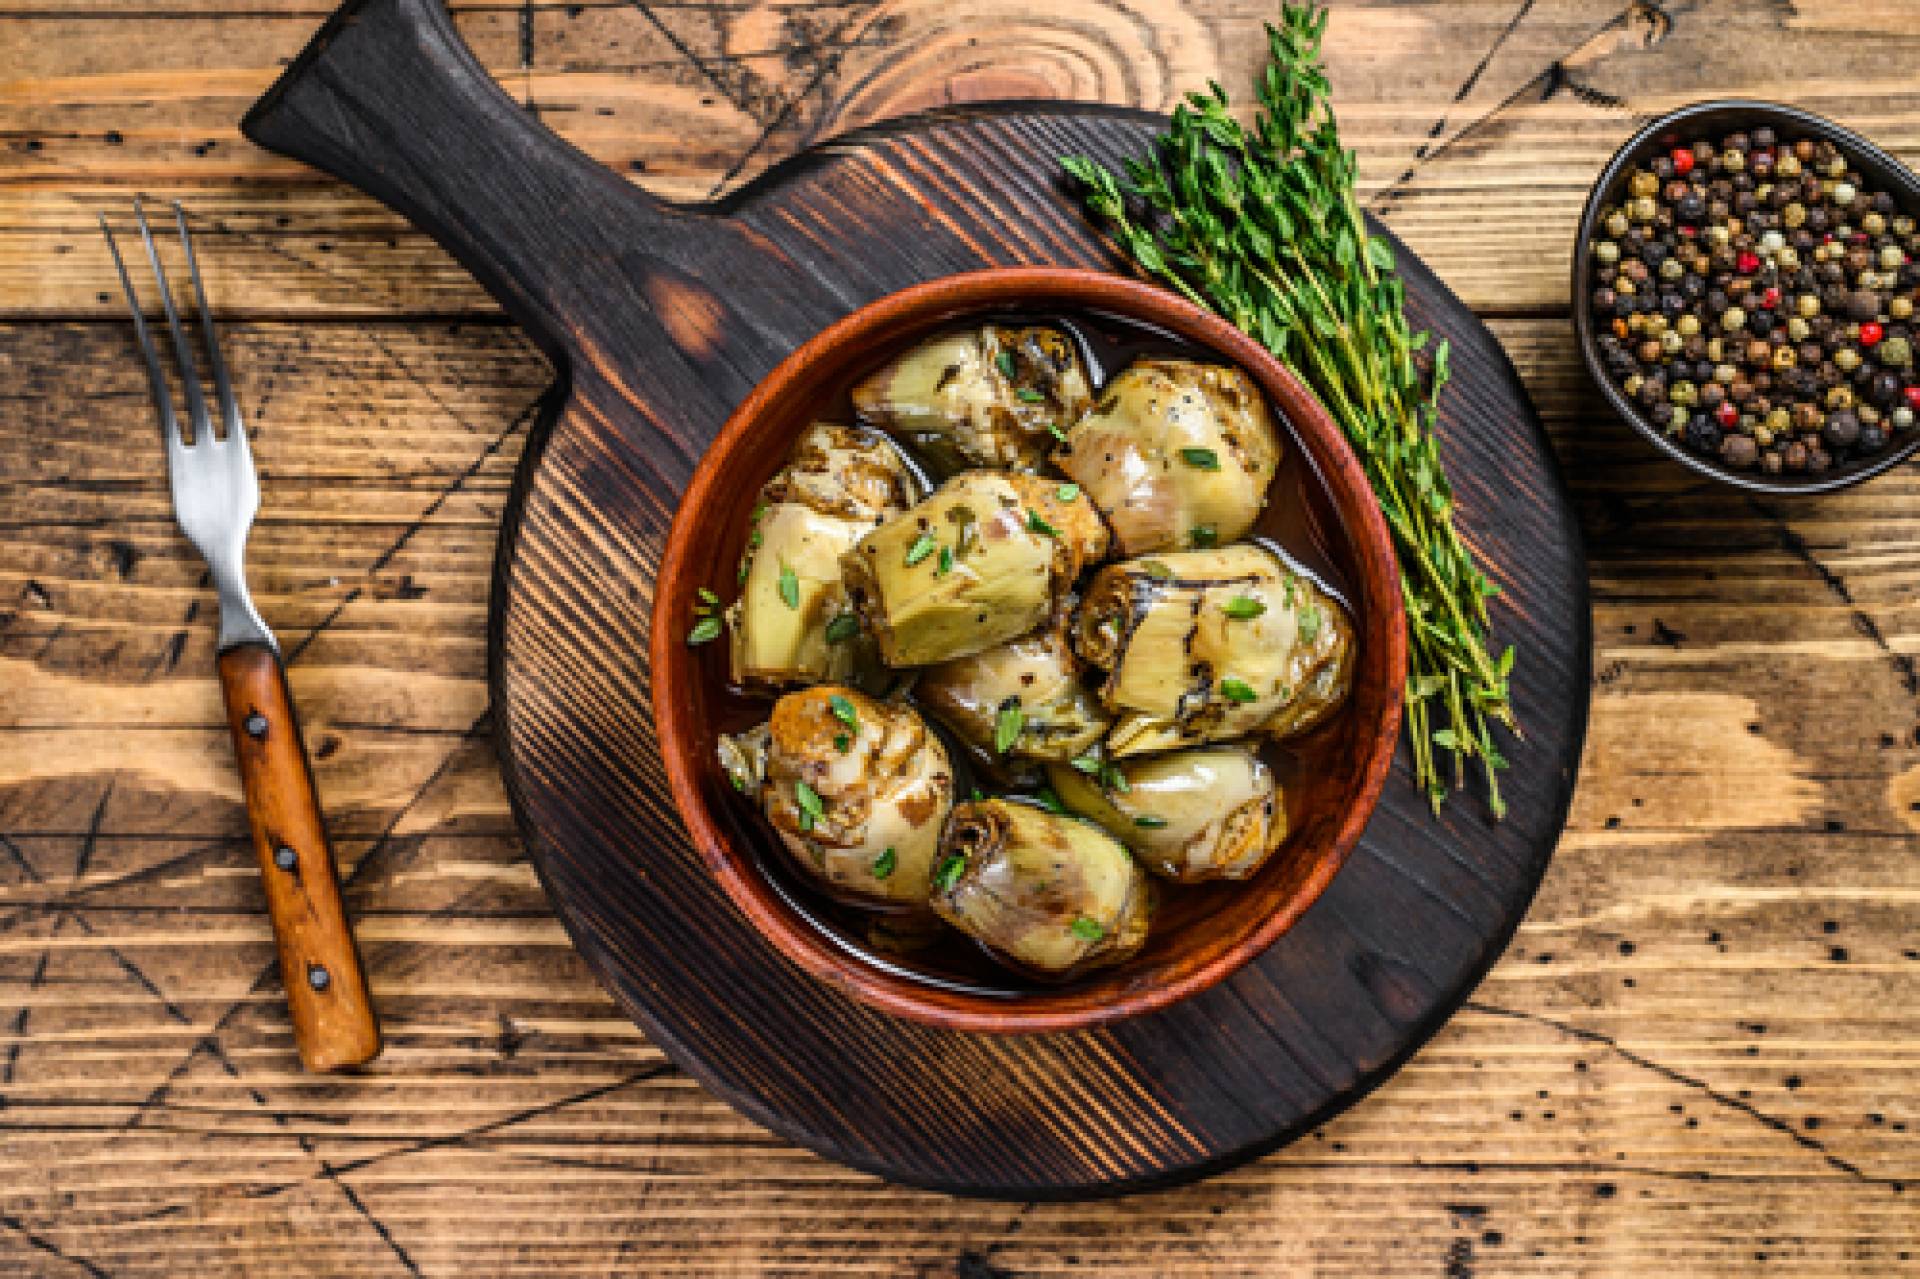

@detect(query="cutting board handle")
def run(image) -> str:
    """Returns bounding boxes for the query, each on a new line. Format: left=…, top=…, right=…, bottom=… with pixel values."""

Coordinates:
left=241, top=0, right=665, bottom=359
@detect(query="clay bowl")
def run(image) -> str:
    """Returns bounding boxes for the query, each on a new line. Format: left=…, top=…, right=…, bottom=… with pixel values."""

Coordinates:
left=652, top=268, right=1406, bottom=1033
left=1573, top=99, right=1920, bottom=494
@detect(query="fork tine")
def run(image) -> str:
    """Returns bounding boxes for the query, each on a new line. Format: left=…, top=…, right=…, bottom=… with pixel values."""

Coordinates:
left=99, top=212, right=185, bottom=448
left=172, top=202, right=244, bottom=443
left=133, top=197, right=215, bottom=444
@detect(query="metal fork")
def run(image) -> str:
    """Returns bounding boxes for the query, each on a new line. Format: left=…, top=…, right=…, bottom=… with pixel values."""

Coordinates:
left=102, top=200, right=380, bottom=1073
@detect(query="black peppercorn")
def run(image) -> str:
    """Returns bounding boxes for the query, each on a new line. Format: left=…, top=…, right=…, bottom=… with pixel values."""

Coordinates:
left=1687, top=416, right=1723, bottom=452
left=1859, top=421, right=1888, bottom=452
left=1822, top=409, right=1861, bottom=449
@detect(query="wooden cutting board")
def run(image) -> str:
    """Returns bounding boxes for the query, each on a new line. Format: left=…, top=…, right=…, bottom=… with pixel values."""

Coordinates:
left=243, top=0, right=1590, bottom=1198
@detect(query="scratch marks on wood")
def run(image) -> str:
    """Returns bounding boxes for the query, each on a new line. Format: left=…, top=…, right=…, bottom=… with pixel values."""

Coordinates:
left=0, top=1209, right=111, bottom=1279
left=1372, top=1, right=1671, bottom=212
left=1465, top=1001, right=1903, bottom=1191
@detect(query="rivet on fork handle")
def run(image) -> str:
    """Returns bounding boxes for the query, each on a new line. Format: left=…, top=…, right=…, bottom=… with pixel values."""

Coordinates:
left=219, top=643, right=381, bottom=1072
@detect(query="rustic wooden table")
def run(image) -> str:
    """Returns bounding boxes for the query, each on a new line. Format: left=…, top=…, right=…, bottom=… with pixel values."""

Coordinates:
left=3, top=1, right=1915, bottom=1274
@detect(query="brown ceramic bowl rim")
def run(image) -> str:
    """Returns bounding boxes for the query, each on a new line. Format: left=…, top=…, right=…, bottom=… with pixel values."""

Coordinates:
left=652, top=267, right=1407, bottom=1034
left=1572, top=99, right=1920, bottom=495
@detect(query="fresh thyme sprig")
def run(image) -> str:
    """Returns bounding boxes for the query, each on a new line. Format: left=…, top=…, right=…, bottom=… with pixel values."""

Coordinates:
left=1064, top=3, right=1517, bottom=816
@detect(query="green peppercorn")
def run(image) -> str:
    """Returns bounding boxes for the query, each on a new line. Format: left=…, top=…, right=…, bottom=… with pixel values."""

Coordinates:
left=1777, top=247, right=1801, bottom=271
left=1722, top=149, right=1746, bottom=173
left=1879, top=336, right=1913, bottom=369
left=1765, top=407, right=1793, bottom=435
left=1863, top=212, right=1887, bottom=237
left=1669, top=380, right=1698, bottom=407
left=1676, top=313, right=1701, bottom=338
left=1629, top=195, right=1657, bottom=223
left=1832, top=181, right=1856, bottom=205
left=1786, top=317, right=1811, bottom=343
left=1894, top=406, right=1916, bottom=431
left=1593, top=240, right=1620, bottom=266
left=1661, top=330, right=1684, bottom=356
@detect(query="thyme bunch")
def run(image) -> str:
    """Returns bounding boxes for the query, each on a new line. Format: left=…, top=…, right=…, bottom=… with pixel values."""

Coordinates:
left=1064, top=3, right=1516, bottom=815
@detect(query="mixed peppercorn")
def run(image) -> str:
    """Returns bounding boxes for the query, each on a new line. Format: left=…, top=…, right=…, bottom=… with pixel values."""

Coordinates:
left=1588, top=125, right=1920, bottom=475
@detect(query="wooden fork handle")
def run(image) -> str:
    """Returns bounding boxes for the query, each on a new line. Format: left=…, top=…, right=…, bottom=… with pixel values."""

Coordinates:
left=218, top=643, right=381, bottom=1072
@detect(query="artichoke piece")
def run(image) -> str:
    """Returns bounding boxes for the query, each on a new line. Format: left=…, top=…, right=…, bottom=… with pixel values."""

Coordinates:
left=916, top=603, right=1111, bottom=766
left=842, top=470, right=1109, bottom=668
left=1052, top=358, right=1281, bottom=556
left=727, top=423, right=915, bottom=691
left=720, top=686, right=954, bottom=913
left=930, top=799, right=1149, bottom=979
left=1048, top=746, right=1286, bottom=882
left=852, top=325, right=1093, bottom=472
left=1073, top=544, right=1353, bottom=755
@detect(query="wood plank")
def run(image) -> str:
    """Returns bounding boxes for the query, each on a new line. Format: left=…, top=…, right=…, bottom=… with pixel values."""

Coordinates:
left=6, top=1, right=1919, bottom=317
left=3, top=315, right=1915, bottom=1271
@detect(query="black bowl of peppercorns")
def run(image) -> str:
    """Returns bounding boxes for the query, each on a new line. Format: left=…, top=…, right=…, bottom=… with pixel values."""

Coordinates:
left=1575, top=101, right=1920, bottom=492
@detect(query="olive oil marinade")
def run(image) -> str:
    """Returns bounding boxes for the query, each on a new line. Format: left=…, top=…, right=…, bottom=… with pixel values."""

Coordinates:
left=694, top=309, right=1360, bottom=995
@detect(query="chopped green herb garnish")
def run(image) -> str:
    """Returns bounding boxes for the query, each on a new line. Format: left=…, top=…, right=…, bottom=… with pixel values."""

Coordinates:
left=1139, top=560, right=1173, bottom=581
left=749, top=500, right=768, bottom=524
left=970, top=787, right=984, bottom=801
left=825, top=613, right=861, bottom=644
left=1070, top=916, right=1106, bottom=942
left=873, top=847, right=897, bottom=879
left=777, top=562, right=800, bottom=610
left=833, top=733, right=851, bottom=754
left=829, top=693, right=858, bottom=731
left=1015, top=387, right=1045, bottom=403
left=1048, top=423, right=1069, bottom=443
left=1056, top=483, right=1080, bottom=502
left=993, top=698, right=1025, bottom=755
left=1179, top=446, right=1221, bottom=470
left=1219, top=677, right=1258, bottom=703
left=1103, top=764, right=1130, bottom=794
left=748, top=529, right=764, bottom=549
left=905, top=532, right=938, bottom=566
left=1070, top=751, right=1102, bottom=776
left=697, top=587, right=720, bottom=607
left=1223, top=595, right=1266, bottom=619
left=1190, top=524, right=1218, bottom=548
left=935, top=853, right=966, bottom=892
left=1134, top=814, right=1170, bottom=829
left=1297, top=603, right=1323, bottom=643
left=1035, top=786, right=1068, bottom=816
left=737, top=558, right=750, bottom=585
left=793, top=779, right=825, bottom=831
left=1026, top=509, right=1059, bottom=538
left=995, top=350, right=1017, bottom=379
left=936, top=545, right=954, bottom=577
left=686, top=615, right=722, bottom=645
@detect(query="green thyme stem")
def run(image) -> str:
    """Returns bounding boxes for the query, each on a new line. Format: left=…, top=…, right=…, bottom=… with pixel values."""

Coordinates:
left=1063, top=2, right=1517, bottom=816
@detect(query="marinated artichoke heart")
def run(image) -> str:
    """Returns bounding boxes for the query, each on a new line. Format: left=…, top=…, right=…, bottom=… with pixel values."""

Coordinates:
left=1052, top=358, right=1281, bottom=556
left=724, top=686, right=954, bottom=912
left=727, top=423, right=915, bottom=691
left=1048, top=746, right=1286, bottom=882
left=851, top=325, right=1093, bottom=472
left=842, top=470, right=1109, bottom=668
left=1073, top=544, right=1353, bottom=756
left=916, top=603, right=1110, bottom=766
left=930, top=799, right=1149, bottom=979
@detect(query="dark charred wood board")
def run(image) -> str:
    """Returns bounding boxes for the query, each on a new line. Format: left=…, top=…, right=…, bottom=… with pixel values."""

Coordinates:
left=240, top=0, right=1588, bottom=1198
